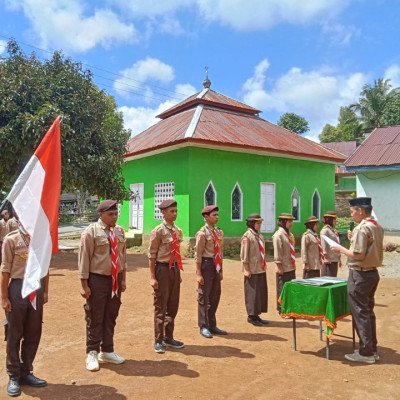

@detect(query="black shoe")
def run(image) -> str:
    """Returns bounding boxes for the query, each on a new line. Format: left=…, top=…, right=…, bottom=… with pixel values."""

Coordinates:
left=200, top=327, right=213, bottom=338
left=209, top=326, right=228, bottom=335
left=163, top=338, right=185, bottom=349
left=255, top=316, right=269, bottom=325
left=247, top=316, right=263, bottom=326
left=20, top=374, right=47, bottom=387
left=7, top=378, right=20, bottom=397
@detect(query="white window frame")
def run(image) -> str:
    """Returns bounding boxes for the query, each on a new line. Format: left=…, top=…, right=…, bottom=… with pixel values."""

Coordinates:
left=231, top=182, right=243, bottom=221
left=204, top=180, right=217, bottom=206
left=291, top=187, right=301, bottom=222
left=312, top=188, right=321, bottom=219
left=154, top=182, right=175, bottom=220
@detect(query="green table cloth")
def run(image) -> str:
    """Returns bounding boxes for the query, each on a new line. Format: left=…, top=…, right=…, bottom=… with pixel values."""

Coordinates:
left=279, top=281, right=351, bottom=337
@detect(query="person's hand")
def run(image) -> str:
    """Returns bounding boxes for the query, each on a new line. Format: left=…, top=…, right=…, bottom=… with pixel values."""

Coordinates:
left=150, top=278, right=158, bottom=290
left=2, top=298, right=11, bottom=312
left=44, top=292, right=49, bottom=304
left=276, top=265, right=284, bottom=275
left=244, top=270, right=251, bottom=279
left=303, top=264, right=310, bottom=271
left=197, top=274, right=204, bottom=285
left=347, top=230, right=353, bottom=240
left=121, top=280, right=127, bottom=292
left=331, top=246, right=341, bottom=254
left=80, top=286, right=91, bottom=299
left=324, top=258, right=331, bottom=264
left=220, top=270, right=223, bottom=281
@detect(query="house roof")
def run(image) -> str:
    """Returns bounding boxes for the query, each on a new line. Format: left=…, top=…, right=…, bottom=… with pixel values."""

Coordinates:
left=345, top=125, right=400, bottom=169
left=125, top=87, right=345, bottom=164
left=323, top=141, right=357, bottom=157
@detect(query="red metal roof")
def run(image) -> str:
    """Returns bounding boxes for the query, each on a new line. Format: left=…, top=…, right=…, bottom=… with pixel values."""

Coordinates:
left=323, top=141, right=357, bottom=157
left=345, top=126, right=400, bottom=167
left=126, top=89, right=345, bottom=163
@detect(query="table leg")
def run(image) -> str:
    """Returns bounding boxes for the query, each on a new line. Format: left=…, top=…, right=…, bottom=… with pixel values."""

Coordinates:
left=319, top=320, right=323, bottom=341
left=326, top=337, right=330, bottom=360
left=292, top=318, right=297, bottom=351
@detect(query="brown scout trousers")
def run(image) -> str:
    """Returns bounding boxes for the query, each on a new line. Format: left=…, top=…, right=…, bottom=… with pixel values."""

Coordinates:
left=197, top=257, right=221, bottom=329
left=6, top=279, right=44, bottom=378
left=153, top=262, right=181, bottom=343
left=85, top=272, right=122, bottom=353
left=276, top=270, right=296, bottom=312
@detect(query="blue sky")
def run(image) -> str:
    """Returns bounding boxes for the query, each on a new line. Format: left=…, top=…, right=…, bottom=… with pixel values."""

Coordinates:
left=1, top=0, right=399, bottom=142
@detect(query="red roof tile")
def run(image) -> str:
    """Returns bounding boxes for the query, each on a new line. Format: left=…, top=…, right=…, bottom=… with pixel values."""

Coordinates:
left=345, top=126, right=400, bottom=168
left=323, top=141, right=357, bottom=157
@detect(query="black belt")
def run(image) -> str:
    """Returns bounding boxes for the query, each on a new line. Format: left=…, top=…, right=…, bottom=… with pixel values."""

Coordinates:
left=349, top=266, right=377, bottom=272
left=156, top=262, right=177, bottom=267
left=202, top=257, right=214, bottom=261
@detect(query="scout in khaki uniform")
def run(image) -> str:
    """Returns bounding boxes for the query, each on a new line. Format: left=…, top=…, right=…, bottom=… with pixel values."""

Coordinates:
left=195, top=205, right=227, bottom=338
left=332, top=197, right=384, bottom=364
left=0, top=209, right=19, bottom=264
left=148, top=199, right=184, bottom=354
left=301, top=216, right=324, bottom=279
left=78, top=199, right=127, bottom=371
left=1, top=226, right=48, bottom=397
left=320, top=211, right=341, bottom=277
left=240, top=214, right=269, bottom=327
left=272, top=213, right=296, bottom=314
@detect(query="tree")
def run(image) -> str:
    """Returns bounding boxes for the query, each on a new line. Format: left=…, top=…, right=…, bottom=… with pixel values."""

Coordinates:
left=277, top=112, right=310, bottom=135
left=350, top=78, right=400, bottom=129
left=0, top=39, right=131, bottom=201
left=336, top=107, right=363, bottom=142
left=382, top=94, right=400, bottom=126
left=319, top=124, right=339, bottom=143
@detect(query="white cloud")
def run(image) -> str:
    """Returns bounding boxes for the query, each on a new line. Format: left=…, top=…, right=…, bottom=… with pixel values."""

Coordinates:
left=120, top=83, right=197, bottom=136
left=384, top=64, right=400, bottom=88
left=114, top=57, right=175, bottom=101
left=322, top=23, right=360, bottom=46
left=242, top=59, right=367, bottom=140
left=0, top=40, right=7, bottom=56
left=11, top=0, right=136, bottom=52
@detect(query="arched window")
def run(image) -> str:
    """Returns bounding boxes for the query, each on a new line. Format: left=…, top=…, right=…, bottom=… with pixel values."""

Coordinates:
left=204, top=181, right=216, bottom=206
left=291, top=187, right=300, bottom=221
left=312, top=189, right=321, bottom=219
left=231, top=183, right=243, bottom=221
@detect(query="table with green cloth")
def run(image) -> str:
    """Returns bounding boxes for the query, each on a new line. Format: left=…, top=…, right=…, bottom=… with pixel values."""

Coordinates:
left=279, top=281, right=354, bottom=359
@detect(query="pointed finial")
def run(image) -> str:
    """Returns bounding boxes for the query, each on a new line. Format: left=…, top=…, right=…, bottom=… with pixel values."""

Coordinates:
left=203, top=66, right=211, bottom=88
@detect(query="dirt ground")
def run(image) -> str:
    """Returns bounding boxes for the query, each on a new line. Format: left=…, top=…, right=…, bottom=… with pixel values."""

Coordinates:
left=1, top=250, right=399, bottom=400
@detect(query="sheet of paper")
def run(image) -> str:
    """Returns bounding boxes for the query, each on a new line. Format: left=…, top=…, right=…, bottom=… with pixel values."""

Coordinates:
left=321, top=234, right=347, bottom=251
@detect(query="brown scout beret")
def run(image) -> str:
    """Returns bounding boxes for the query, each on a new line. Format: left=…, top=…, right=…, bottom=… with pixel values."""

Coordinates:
left=349, top=197, right=371, bottom=207
left=305, top=216, right=319, bottom=225
left=202, top=205, right=219, bottom=216
left=323, top=211, right=337, bottom=218
left=246, top=213, right=263, bottom=222
left=158, top=199, right=177, bottom=210
left=97, top=199, right=118, bottom=212
left=278, top=213, right=295, bottom=220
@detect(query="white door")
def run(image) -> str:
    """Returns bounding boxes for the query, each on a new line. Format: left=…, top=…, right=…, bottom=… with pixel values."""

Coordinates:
left=260, top=183, right=275, bottom=233
left=130, top=183, right=144, bottom=231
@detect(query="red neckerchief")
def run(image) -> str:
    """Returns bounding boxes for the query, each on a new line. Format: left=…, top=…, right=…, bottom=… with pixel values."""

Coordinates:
left=212, top=228, right=222, bottom=272
left=286, top=232, right=296, bottom=266
left=366, top=218, right=379, bottom=227
left=251, top=229, right=266, bottom=270
left=313, top=232, right=326, bottom=263
left=109, top=227, right=120, bottom=298
left=169, top=227, right=183, bottom=270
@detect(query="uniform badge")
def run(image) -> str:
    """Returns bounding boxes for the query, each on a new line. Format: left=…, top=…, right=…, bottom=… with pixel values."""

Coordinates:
left=242, top=237, right=248, bottom=244
left=80, top=233, right=86, bottom=247
left=18, top=242, right=23, bottom=247
left=150, top=230, right=157, bottom=241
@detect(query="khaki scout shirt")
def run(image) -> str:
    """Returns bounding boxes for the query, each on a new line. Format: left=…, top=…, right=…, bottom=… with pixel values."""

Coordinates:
left=348, top=218, right=384, bottom=269
left=301, top=229, right=322, bottom=270
left=194, top=224, right=224, bottom=263
left=0, top=217, right=19, bottom=241
left=320, top=225, right=340, bottom=262
left=148, top=222, right=183, bottom=264
left=1, top=230, right=29, bottom=279
left=78, top=219, right=127, bottom=279
left=272, top=227, right=296, bottom=272
left=240, top=228, right=265, bottom=274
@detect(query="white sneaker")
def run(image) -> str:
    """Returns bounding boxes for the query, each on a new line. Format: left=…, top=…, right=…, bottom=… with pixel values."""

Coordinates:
left=86, top=351, right=99, bottom=371
left=355, top=349, right=380, bottom=361
left=98, top=351, right=125, bottom=364
left=345, top=351, right=375, bottom=364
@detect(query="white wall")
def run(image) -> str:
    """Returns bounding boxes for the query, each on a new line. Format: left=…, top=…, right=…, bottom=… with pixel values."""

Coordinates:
left=356, top=170, right=400, bottom=231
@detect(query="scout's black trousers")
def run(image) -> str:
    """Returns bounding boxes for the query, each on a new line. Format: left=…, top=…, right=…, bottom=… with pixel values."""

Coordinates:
left=85, top=273, right=122, bottom=353
left=347, top=269, right=380, bottom=356
left=153, top=263, right=181, bottom=344
left=321, top=261, right=339, bottom=277
left=276, top=270, right=296, bottom=312
left=6, top=279, right=44, bottom=379
left=197, top=258, right=221, bottom=329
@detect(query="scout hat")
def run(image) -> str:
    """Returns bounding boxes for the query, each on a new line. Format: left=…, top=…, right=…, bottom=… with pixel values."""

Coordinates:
left=246, top=213, right=263, bottom=222
left=305, top=216, right=319, bottom=225
left=158, top=199, right=177, bottom=210
left=202, top=205, right=219, bottom=216
left=323, top=211, right=337, bottom=218
left=349, top=197, right=371, bottom=207
left=97, top=199, right=118, bottom=212
left=278, top=213, right=295, bottom=220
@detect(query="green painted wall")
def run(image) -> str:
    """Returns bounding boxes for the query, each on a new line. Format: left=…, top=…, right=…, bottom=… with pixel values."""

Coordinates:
left=121, top=146, right=335, bottom=237
left=337, top=176, right=356, bottom=191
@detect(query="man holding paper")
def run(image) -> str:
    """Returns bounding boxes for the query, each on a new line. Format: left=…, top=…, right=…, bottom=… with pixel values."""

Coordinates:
left=331, top=197, right=384, bottom=364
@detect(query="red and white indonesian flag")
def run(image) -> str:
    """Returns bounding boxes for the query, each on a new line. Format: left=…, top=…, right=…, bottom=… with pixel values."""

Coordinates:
left=6, top=117, right=61, bottom=302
